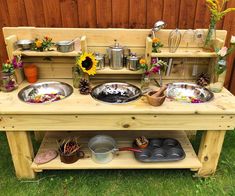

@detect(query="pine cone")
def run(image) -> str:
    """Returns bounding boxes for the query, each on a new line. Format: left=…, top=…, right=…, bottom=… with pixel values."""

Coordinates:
left=79, top=78, right=91, bottom=95
left=196, top=72, right=210, bottom=87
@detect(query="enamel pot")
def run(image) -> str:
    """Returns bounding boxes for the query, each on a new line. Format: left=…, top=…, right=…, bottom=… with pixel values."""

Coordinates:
left=88, top=135, right=142, bottom=164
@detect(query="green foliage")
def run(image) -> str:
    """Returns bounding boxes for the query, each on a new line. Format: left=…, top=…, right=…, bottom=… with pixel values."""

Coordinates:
left=2, top=61, right=14, bottom=73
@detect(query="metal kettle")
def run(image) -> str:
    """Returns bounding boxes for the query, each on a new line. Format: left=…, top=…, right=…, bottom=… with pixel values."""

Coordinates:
left=107, top=40, right=124, bottom=70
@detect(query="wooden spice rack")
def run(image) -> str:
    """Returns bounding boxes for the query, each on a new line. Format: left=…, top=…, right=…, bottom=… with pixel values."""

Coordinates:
left=1, top=27, right=232, bottom=179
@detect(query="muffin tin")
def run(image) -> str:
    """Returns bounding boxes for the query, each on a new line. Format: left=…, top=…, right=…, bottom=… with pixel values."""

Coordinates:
left=134, top=138, right=186, bottom=162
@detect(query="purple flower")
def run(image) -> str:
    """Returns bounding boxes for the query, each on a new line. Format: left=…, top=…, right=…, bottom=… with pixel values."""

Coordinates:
left=151, top=66, right=160, bottom=73
left=12, top=56, right=23, bottom=69
left=151, top=57, right=158, bottom=64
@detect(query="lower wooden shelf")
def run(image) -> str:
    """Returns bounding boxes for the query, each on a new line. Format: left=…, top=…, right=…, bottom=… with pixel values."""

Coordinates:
left=31, top=130, right=202, bottom=171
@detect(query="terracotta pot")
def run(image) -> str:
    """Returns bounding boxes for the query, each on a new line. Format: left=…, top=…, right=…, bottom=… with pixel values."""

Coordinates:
left=59, top=150, right=84, bottom=164
left=147, top=90, right=166, bottom=107
left=24, top=65, right=38, bottom=83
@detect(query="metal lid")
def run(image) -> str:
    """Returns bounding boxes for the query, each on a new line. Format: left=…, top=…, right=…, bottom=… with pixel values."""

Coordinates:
left=109, top=40, right=124, bottom=50
left=127, top=53, right=138, bottom=61
left=95, top=52, right=104, bottom=60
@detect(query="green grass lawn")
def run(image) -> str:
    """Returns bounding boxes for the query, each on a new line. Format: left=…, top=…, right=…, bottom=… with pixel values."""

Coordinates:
left=0, top=131, right=234, bottom=196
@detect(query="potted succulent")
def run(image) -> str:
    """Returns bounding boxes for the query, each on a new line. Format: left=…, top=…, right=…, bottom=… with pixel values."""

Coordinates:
left=58, top=138, right=84, bottom=164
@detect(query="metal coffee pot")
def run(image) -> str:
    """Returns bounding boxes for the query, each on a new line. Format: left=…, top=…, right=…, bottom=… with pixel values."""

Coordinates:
left=107, top=40, right=124, bottom=70
left=127, top=53, right=140, bottom=71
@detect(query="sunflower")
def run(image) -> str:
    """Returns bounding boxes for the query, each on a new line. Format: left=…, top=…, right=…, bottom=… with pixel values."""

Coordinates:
left=76, top=52, right=97, bottom=75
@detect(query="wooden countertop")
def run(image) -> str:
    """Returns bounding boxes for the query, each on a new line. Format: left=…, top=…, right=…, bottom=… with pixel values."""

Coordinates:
left=0, top=79, right=235, bottom=115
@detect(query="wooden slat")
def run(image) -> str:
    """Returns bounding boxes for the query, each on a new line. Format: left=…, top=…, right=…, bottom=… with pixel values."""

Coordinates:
left=197, top=130, right=226, bottom=177
left=178, top=0, right=197, bottom=29
left=77, top=0, right=96, bottom=28
left=112, top=0, right=129, bottom=28
left=60, top=0, right=79, bottom=28
left=1, top=113, right=235, bottom=131
left=1, top=79, right=235, bottom=116
left=6, top=131, right=35, bottom=179
left=146, top=0, right=163, bottom=28
left=223, top=0, right=235, bottom=89
left=129, top=0, right=147, bottom=28
left=194, top=0, right=210, bottom=29
left=31, top=130, right=202, bottom=171
left=0, top=0, right=10, bottom=63
left=3, top=28, right=227, bottom=48
left=6, top=0, right=28, bottom=26
left=42, top=0, right=62, bottom=27
left=23, top=0, right=45, bottom=26
left=162, top=0, right=180, bottom=29
left=96, top=0, right=112, bottom=28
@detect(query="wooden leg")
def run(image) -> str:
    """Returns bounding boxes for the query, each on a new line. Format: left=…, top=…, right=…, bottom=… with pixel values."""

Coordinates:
left=197, top=130, right=226, bottom=177
left=6, top=131, right=36, bottom=179
left=34, top=131, right=45, bottom=142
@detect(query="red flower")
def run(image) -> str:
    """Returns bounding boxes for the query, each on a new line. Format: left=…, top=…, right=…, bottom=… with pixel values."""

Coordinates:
left=151, top=66, right=160, bottom=73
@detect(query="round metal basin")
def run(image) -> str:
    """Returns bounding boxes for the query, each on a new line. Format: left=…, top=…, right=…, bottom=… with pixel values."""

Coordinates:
left=18, top=81, right=73, bottom=104
left=91, top=82, right=141, bottom=104
left=166, top=82, right=213, bottom=103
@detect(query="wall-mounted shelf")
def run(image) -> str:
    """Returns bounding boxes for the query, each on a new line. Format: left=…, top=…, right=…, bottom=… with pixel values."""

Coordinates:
left=151, top=48, right=217, bottom=58
left=13, top=49, right=80, bottom=57
left=96, top=67, right=143, bottom=74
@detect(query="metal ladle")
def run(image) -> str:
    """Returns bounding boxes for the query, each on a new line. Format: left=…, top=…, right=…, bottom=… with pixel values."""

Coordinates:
left=151, top=21, right=166, bottom=38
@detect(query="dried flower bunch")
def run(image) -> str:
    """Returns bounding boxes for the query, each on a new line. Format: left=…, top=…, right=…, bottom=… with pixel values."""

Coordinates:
left=206, top=0, right=235, bottom=22
left=152, top=38, right=163, bottom=53
left=33, top=36, right=54, bottom=51
left=58, top=138, right=81, bottom=156
left=205, top=0, right=235, bottom=50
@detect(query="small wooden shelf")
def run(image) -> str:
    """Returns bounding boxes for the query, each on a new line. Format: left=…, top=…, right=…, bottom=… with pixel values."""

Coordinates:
left=151, top=48, right=217, bottom=58
left=12, top=49, right=80, bottom=57
left=96, top=67, right=143, bottom=74
left=31, top=130, right=202, bottom=172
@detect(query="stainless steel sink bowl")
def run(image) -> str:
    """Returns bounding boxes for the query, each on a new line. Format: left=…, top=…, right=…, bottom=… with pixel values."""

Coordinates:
left=18, top=81, right=73, bottom=104
left=91, top=82, right=142, bottom=104
left=166, top=82, right=213, bottom=103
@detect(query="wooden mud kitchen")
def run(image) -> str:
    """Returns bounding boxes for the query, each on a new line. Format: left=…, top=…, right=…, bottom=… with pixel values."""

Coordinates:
left=1, top=27, right=235, bottom=179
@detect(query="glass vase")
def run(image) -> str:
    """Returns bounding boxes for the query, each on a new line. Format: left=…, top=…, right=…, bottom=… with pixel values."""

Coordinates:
left=14, top=68, right=24, bottom=84
left=0, top=71, right=18, bottom=92
left=203, top=21, right=216, bottom=52
left=209, top=58, right=226, bottom=93
left=141, top=74, right=151, bottom=91
left=72, top=66, right=89, bottom=88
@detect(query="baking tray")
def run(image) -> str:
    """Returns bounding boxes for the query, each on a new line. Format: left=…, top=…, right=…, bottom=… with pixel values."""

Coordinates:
left=134, top=138, right=186, bottom=162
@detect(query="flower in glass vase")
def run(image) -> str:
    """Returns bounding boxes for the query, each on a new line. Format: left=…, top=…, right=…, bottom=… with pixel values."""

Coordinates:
left=152, top=38, right=163, bottom=53
left=215, top=44, right=235, bottom=75
left=139, top=57, right=167, bottom=88
left=204, top=0, right=235, bottom=51
left=1, top=60, right=18, bottom=92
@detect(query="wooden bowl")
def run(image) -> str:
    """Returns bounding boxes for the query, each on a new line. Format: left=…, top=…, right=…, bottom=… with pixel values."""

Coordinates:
left=146, top=91, right=166, bottom=107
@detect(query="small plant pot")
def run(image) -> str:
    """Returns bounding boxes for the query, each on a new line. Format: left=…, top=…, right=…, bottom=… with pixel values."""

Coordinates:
left=24, top=65, right=38, bottom=83
left=59, top=150, right=84, bottom=164
left=147, top=90, right=166, bottom=107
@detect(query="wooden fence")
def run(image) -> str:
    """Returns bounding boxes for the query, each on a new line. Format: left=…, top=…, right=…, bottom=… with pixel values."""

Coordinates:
left=0, top=0, right=235, bottom=90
